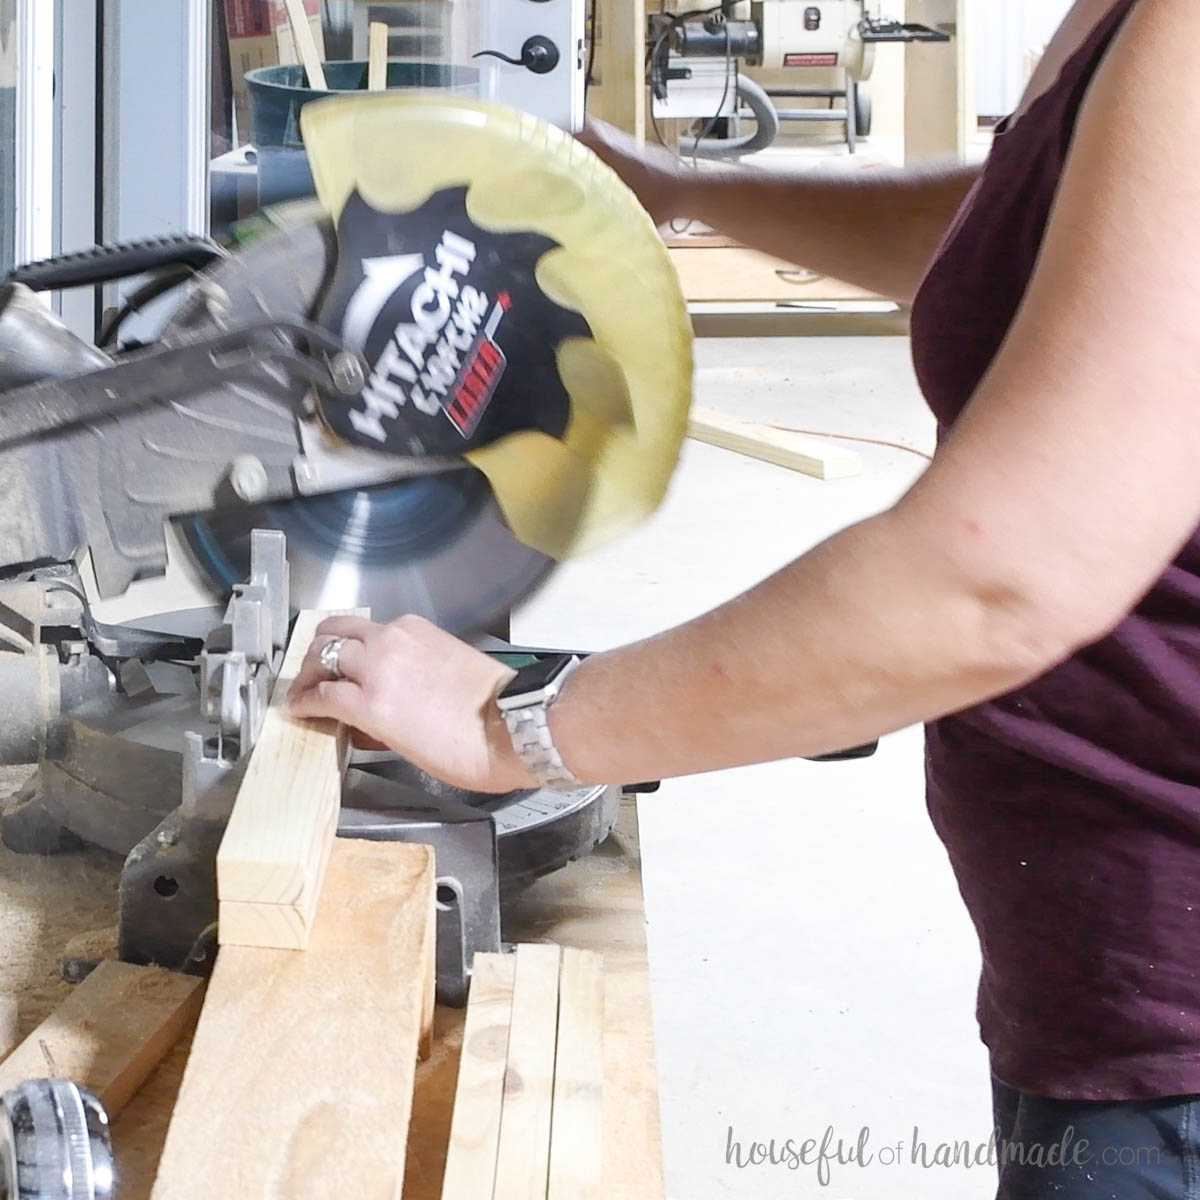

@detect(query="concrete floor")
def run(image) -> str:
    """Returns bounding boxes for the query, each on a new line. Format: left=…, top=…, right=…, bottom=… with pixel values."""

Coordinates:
left=84, top=333, right=993, bottom=1198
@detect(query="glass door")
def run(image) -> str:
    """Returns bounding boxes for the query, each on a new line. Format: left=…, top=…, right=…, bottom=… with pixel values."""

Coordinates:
left=4, top=0, right=56, bottom=276
left=0, top=1, right=15, bottom=273
left=0, top=1, right=98, bottom=336
left=209, top=0, right=583, bottom=238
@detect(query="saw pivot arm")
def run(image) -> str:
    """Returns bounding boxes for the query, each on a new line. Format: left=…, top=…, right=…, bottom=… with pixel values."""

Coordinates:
left=0, top=316, right=365, bottom=453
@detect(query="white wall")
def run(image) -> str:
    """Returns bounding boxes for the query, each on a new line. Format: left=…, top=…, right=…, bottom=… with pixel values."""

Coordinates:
left=970, top=0, right=1074, bottom=118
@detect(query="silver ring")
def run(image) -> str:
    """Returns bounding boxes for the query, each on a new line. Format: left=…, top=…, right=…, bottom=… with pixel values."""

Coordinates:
left=318, top=636, right=347, bottom=680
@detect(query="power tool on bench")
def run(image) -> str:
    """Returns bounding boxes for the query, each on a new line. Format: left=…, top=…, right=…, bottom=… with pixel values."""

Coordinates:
left=0, top=93, right=873, bottom=1007
left=0, top=93, right=696, bottom=1006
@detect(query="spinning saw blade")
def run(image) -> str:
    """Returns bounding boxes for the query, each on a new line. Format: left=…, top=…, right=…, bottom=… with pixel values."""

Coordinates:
left=181, top=472, right=552, bottom=632
left=181, top=94, right=693, bottom=632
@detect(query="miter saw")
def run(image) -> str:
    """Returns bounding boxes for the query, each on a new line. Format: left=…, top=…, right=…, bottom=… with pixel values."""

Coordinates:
left=0, top=91, right=874, bottom=1008
left=0, top=93, right=695, bottom=1005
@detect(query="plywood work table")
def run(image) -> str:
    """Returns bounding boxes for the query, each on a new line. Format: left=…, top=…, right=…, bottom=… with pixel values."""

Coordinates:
left=404, top=794, right=665, bottom=1199
left=0, top=769, right=664, bottom=1199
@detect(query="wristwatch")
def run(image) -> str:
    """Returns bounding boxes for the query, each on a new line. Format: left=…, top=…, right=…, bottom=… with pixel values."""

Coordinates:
left=496, top=654, right=583, bottom=791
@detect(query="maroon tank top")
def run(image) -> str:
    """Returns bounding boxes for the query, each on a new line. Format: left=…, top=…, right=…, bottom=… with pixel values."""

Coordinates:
left=912, top=0, right=1200, bottom=1102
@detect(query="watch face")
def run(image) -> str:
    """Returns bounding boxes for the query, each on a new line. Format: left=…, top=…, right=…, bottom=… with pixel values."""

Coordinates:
left=498, top=654, right=576, bottom=703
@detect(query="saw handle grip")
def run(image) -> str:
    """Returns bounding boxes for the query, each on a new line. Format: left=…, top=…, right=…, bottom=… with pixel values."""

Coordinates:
left=6, top=235, right=227, bottom=292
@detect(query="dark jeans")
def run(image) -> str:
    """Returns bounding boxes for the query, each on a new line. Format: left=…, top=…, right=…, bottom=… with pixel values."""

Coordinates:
left=993, top=1078, right=1200, bottom=1199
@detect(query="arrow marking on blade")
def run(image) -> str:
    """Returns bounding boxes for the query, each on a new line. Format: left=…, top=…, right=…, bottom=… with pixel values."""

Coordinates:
left=342, top=253, right=425, bottom=350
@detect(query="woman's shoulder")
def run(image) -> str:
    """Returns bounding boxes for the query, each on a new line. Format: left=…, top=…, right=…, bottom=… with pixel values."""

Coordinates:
left=1007, top=0, right=1133, bottom=133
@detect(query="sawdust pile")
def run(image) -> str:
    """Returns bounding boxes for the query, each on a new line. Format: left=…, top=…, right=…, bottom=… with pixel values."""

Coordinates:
left=0, top=766, right=122, bottom=1038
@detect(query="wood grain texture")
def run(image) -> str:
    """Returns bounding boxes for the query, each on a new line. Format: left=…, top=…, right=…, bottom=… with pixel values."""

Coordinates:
left=0, top=994, right=18, bottom=1062
left=439, top=954, right=517, bottom=1200
left=105, top=797, right=662, bottom=1200
left=217, top=608, right=366, bottom=949
left=687, top=407, right=862, bottom=480
left=547, top=949, right=605, bottom=1200
left=905, top=0, right=973, bottom=162
left=587, top=0, right=647, bottom=139
left=668, top=246, right=880, bottom=304
left=283, top=0, right=327, bottom=89
left=492, top=944, right=561, bottom=1200
left=0, top=962, right=202, bottom=1117
left=401, top=796, right=665, bottom=1200
left=151, top=839, right=435, bottom=1200
left=689, top=307, right=909, bottom=340
left=420, top=871, right=437, bottom=1060
left=368, top=21, right=388, bottom=91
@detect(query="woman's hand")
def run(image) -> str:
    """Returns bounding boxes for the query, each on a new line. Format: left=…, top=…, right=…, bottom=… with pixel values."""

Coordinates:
left=577, top=118, right=685, bottom=226
left=287, top=614, right=535, bottom=794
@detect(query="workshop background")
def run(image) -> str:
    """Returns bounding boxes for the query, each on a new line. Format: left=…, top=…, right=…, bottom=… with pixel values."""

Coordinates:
left=0, top=2, right=1073, bottom=1198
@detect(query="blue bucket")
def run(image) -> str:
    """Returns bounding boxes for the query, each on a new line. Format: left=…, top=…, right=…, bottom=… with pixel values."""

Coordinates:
left=244, top=61, right=480, bottom=208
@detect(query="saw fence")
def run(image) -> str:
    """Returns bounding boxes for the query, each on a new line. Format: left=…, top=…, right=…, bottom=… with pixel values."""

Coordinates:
left=0, top=612, right=665, bottom=1199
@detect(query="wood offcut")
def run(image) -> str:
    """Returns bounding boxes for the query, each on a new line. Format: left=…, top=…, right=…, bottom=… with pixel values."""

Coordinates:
left=687, top=407, right=863, bottom=480
left=0, top=962, right=202, bottom=1118
left=0, top=994, right=18, bottom=1062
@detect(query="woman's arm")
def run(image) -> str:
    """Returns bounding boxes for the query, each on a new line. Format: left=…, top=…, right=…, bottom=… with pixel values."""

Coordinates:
left=580, top=121, right=979, bottom=305
left=290, top=0, right=1200, bottom=793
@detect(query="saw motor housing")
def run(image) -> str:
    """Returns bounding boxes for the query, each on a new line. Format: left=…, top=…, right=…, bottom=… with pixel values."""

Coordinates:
left=0, top=215, right=551, bottom=651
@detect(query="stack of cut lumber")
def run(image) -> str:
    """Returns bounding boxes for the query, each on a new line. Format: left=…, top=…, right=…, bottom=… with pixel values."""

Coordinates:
left=442, top=944, right=606, bottom=1200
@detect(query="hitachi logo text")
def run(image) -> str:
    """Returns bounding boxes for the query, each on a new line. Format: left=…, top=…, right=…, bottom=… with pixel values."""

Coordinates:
left=343, top=230, right=487, bottom=442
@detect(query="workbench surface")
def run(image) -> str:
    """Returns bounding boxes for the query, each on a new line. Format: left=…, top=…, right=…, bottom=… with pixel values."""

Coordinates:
left=0, top=771, right=665, bottom=1199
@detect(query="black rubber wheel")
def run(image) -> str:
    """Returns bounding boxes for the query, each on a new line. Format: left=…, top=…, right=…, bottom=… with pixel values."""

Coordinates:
left=856, top=89, right=873, bottom=138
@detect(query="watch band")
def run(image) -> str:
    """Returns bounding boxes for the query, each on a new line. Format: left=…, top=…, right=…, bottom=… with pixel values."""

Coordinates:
left=498, top=655, right=583, bottom=791
left=502, top=703, right=584, bottom=792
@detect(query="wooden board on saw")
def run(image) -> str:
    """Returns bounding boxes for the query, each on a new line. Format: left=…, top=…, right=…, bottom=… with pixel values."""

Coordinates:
left=688, top=406, right=863, bottom=480
left=151, top=838, right=435, bottom=1200
left=216, top=607, right=366, bottom=950
left=668, top=245, right=882, bottom=304
left=0, top=962, right=202, bottom=1117
left=403, top=796, right=664, bottom=1200
left=441, top=945, right=605, bottom=1200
